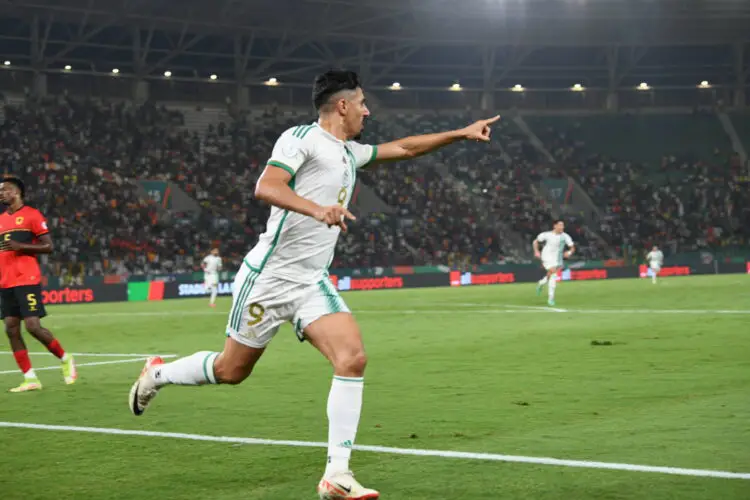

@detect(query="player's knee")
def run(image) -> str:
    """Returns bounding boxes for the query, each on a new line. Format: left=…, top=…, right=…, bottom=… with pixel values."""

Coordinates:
left=333, top=350, right=368, bottom=377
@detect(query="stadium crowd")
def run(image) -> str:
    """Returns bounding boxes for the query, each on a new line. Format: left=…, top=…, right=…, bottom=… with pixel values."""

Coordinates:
left=531, top=117, right=750, bottom=256
left=1, top=94, right=747, bottom=279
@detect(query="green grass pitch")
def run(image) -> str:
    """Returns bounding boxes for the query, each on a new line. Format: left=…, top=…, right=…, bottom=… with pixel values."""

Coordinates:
left=1, top=275, right=749, bottom=499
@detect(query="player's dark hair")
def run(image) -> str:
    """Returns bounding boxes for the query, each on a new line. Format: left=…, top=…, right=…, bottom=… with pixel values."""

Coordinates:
left=553, top=219, right=564, bottom=225
left=2, top=177, right=25, bottom=199
left=313, top=69, right=361, bottom=111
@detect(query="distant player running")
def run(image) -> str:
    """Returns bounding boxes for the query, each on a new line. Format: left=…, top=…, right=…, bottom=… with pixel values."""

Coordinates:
left=0, top=177, right=77, bottom=392
left=646, top=245, right=664, bottom=285
left=202, top=248, right=223, bottom=307
left=128, top=69, right=499, bottom=499
left=534, top=220, right=575, bottom=306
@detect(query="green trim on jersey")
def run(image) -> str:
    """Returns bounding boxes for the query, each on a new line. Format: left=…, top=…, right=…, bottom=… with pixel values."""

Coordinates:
left=293, top=124, right=314, bottom=138
left=257, top=177, right=296, bottom=272
left=267, top=160, right=295, bottom=177
left=363, top=145, right=378, bottom=168
left=243, top=259, right=261, bottom=273
left=299, top=124, right=315, bottom=138
left=558, top=234, right=565, bottom=266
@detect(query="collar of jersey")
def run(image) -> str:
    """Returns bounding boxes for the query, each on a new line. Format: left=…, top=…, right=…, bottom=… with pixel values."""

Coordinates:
left=314, top=121, right=348, bottom=146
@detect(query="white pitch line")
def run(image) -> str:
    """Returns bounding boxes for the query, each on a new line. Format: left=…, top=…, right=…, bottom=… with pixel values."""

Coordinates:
left=0, top=356, right=175, bottom=375
left=41, top=308, right=750, bottom=320
left=503, top=304, right=568, bottom=313
left=0, top=422, right=747, bottom=480
left=46, top=310, right=225, bottom=319
left=0, top=352, right=178, bottom=358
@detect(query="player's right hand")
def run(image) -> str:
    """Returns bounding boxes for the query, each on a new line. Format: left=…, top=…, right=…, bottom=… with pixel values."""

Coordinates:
left=534, top=250, right=542, bottom=259
left=314, top=205, right=356, bottom=232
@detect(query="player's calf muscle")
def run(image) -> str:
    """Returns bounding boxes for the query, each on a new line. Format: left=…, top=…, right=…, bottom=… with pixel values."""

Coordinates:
left=212, top=359, right=253, bottom=385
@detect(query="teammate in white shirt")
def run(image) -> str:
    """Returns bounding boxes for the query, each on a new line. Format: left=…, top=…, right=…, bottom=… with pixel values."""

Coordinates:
left=646, top=245, right=664, bottom=284
left=129, top=69, right=500, bottom=499
left=202, top=248, right=223, bottom=307
left=533, top=220, right=575, bottom=306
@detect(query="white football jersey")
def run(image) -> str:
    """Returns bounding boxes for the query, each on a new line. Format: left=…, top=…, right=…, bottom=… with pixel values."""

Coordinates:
left=646, top=250, right=664, bottom=266
left=202, top=255, right=222, bottom=274
left=536, top=231, right=574, bottom=265
left=245, top=122, right=377, bottom=284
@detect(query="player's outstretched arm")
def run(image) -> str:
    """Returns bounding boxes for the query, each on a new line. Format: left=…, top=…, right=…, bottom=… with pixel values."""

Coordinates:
left=564, top=245, right=576, bottom=259
left=370, top=115, right=500, bottom=164
left=255, top=165, right=356, bottom=232
left=6, top=234, right=53, bottom=254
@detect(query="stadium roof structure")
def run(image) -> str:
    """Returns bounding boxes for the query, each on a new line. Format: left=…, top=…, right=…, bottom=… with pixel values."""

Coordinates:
left=0, top=0, right=748, bottom=92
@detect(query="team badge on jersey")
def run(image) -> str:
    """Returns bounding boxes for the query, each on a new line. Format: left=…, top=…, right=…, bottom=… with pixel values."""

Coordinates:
left=282, top=144, right=299, bottom=158
left=15, top=217, right=23, bottom=225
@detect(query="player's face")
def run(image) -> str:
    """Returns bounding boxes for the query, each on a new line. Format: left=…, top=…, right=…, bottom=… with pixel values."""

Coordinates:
left=554, top=222, right=564, bottom=233
left=211, top=249, right=219, bottom=256
left=344, top=88, right=370, bottom=140
left=0, top=183, right=17, bottom=205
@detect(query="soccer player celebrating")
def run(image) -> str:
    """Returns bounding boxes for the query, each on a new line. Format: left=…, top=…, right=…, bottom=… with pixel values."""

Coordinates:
left=202, top=248, right=223, bottom=307
left=646, top=244, right=664, bottom=284
left=0, top=177, right=77, bottom=392
left=533, top=219, right=575, bottom=306
left=129, top=69, right=499, bottom=499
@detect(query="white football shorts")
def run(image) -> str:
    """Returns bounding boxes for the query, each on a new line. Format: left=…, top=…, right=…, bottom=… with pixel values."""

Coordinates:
left=204, top=273, right=219, bottom=289
left=225, top=262, right=349, bottom=348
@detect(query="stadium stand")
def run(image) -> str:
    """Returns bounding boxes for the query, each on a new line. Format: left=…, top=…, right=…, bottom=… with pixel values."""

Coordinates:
left=2, top=93, right=748, bottom=278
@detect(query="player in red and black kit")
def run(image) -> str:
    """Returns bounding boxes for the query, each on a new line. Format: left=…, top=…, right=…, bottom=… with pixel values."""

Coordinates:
left=0, top=177, right=77, bottom=392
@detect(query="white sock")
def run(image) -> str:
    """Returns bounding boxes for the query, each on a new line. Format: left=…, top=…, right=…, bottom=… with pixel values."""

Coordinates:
left=60, top=353, right=68, bottom=362
left=152, top=351, right=219, bottom=387
left=652, top=274, right=657, bottom=284
left=324, top=376, right=364, bottom=477
left=538, top=276, right=549, bottom=286
left=210, top=287, right=218, bottom=305
left=25, top=369, right=37, bottom=380
left=548, top=275, right=557, bottom=301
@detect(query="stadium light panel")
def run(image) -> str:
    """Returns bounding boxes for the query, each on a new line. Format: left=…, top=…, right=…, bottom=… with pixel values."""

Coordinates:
left=210, top=74, right=218, bottom=81
left=450, top=83, right=462, bottom=91
left=637, top=82, right=650, bottom=90
left=164, top=71, right=172, bottom=77
left=571, top=83, right=584, bottom=91
left=112, top=68, right=120, bottom=74
left=512, top=84, right=525, bottom=92
left=390, top=82, right=402, bottom=90
left=699, top=80, right=711, bottom=88
left=3, top=60, right=10, bottom=66
left=64, top=65, right=72, bottom=71
left=266, top=77, right=279, bottom=86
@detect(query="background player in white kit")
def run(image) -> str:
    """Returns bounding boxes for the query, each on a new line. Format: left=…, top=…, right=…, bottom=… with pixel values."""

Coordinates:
left=128, top=69, right=499, bottom=499
left=533, top=220, right=575, bottom=306
left=646, top=245, right=664, bottom=284
left=202, top=248, right=223, bottom=308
